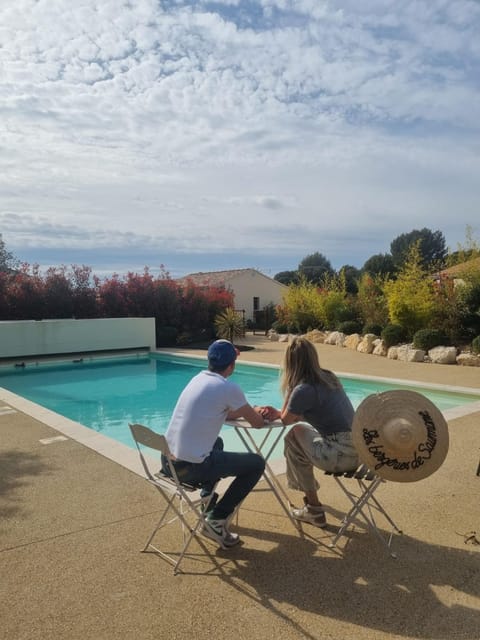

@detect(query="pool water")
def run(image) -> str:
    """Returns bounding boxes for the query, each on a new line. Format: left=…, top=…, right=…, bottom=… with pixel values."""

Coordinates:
left=1, top=353, right=479, bottom=452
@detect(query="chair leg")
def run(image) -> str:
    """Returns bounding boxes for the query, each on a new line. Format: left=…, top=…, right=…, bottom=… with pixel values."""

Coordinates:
left=330, top=477, right=402, bottom=558
left=142, top=482, right=221, bottom=574
left=142, top=491, right=178, bottom=552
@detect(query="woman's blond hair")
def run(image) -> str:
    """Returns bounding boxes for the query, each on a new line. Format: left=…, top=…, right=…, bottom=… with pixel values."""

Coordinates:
left=280, top=336, right=340, bottom=396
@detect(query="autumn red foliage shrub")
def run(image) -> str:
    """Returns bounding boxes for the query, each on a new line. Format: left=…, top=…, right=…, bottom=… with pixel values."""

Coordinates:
left=0, top=263, right=233, bottom=346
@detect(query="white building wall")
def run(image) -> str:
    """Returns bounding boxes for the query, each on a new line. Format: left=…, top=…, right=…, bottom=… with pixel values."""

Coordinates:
left=230, top=271, right=287, bottom=320
left=0, top=318, right=156, bottom=359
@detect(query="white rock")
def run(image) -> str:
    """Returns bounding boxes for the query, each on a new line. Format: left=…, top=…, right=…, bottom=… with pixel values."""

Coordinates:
left=357, top=333, right=376, bottom=354
left=278, top=333, right=289, bottom=343
left=456, top=353, right=480, bottom=367
left=335, top=332, right=346, bottom=347
left=324, top=331, right=344, bottom=346
left=372, top=340, right=388, bottom=357
left=304, top=329, right=326, bottom=343
left=387, top=346, right=398, bottom=360
left=428, top=346, right=457, bottom=365
left=396, top=344, right=426, bottom=362
left=344, top=334, right=361, bottom=350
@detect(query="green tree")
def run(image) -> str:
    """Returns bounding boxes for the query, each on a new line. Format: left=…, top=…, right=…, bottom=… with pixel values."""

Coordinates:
left=362, top=253, right=396, bottom=278
left=338, top=265, right=360, bottom=295
left=390, top=228, right=447, bottom=271
left=0, top=234, right=18, bottom=272
left=318, top=271, right=352, bottom=329
left=356, top=272, right=389, bottom=328
left=384, top=244, right=436, bottom=339
left=276, top=276, right=324, bottom=332
left=442, top=227, right=480, bottom=340
left=298, top=252, right=334, bottom=284
left=273, top=270, right=299, bottom=285
left=430, top=276, right=468, bottom=343
left=276, top=272, right=352, bottom=332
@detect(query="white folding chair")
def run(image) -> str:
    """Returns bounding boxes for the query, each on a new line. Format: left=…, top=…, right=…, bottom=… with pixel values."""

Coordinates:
left=129, top=423, right=218, bottom=574
left=325, top=464, right=403, bottom=559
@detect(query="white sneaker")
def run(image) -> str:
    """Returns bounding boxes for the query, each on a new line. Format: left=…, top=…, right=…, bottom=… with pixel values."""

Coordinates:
left=291, top=498, right=327, bottom=528
left=201, top=517, right=241, bottom=548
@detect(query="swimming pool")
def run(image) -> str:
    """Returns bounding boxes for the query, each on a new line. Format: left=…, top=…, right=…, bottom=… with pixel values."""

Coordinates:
left=1, top=352, right=480, bottom=457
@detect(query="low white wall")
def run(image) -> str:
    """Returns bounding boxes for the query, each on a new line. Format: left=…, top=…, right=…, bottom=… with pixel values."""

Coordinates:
left=0, top=318, right=156, bottom=358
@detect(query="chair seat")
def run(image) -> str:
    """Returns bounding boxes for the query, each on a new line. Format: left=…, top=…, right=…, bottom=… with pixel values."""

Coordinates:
left=153, top=470, right=200, bottom=492
left=325, top=464, right=376, bottom=481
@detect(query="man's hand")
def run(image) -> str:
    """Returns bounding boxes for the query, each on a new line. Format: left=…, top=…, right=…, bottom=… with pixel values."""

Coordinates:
left=255, top=405, right=281, bottom=422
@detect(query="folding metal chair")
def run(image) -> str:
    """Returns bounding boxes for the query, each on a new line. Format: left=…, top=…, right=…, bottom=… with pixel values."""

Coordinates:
left=129, top=423, right=218, bottom=574
left=325, top=464, right=403, bottom=559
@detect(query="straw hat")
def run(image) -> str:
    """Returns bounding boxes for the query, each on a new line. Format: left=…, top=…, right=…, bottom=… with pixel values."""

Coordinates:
left=352, top=390, right=449, bottom=482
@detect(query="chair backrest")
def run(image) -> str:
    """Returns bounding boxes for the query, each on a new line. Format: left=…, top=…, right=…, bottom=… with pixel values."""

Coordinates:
left=129, top=423, right=196, bottom=491
left=129, top=422, right=169, bottom=455
left=129, top=422, right=175, bottom=483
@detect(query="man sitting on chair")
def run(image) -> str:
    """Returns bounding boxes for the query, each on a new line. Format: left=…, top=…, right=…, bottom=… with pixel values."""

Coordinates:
left=161, top=339, right=266, bottom=548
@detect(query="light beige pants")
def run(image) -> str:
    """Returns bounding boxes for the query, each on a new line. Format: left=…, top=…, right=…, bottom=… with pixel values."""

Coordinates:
left=284, top=422, right=359, bottom=493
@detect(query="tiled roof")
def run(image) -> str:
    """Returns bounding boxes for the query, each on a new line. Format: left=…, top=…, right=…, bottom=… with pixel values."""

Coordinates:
left=177, top=268, right=260, bottom=287
left=439, top=257, right=480, bottom=277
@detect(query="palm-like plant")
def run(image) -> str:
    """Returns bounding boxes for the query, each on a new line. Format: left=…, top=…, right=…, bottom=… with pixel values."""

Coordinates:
left=214, top=307, right=244, bottom=343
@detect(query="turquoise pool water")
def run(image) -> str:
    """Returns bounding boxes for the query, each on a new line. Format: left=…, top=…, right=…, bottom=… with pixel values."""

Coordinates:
left=1, top=353, right=479, bottom=452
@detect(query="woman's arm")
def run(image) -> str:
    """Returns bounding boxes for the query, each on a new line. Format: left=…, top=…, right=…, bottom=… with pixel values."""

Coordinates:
left=260, top=395, right=302, bottom=426
left=279, top=388, right=307, bottom=425
left=280, top=408, right=302, bottom=426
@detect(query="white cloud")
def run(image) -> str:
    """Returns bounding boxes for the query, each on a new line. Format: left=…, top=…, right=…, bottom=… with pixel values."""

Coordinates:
left=0, top=0, right=479, bottom=275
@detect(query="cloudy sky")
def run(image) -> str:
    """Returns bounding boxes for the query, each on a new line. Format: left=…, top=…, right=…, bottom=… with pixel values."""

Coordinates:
left=1, top=0, right=479, bottom=279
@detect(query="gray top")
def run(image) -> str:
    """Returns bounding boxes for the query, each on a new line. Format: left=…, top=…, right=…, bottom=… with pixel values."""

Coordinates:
left=287, top=382, right=354, bottom=436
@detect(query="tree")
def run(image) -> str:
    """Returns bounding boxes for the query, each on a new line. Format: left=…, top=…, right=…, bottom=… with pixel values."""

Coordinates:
left=7, top=263, right=45, bottom=320
left=319, top=273, right=352, bottom=329
left=383, top=244, right=437, bottom=339
left=71, top=265, right=97, bottom=318
left=356, top=272, right=389, bottom=329
left=338, top=265, right=361, bottom=295
left=390, top=228, right=447, bottom=271
left=274, top=270, right=299, bottom=285
left=362, top=253, right=396, bottom=278
left=276, top=276, right=324, bottom=332
left=96, top=274, right=129, bottom=317
left=298, top=252, right=333, bottom=284
left=43, top=266, right=74, bottom=318
left=0, top=234, right=18, bottom=272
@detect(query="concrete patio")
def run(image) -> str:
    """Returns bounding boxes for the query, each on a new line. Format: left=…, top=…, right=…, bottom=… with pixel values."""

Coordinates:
left=1, top=335, right=479, bottom=640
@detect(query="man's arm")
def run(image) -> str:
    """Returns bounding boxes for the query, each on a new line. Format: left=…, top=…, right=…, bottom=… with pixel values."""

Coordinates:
left=226, top=403, right=266, bottom=428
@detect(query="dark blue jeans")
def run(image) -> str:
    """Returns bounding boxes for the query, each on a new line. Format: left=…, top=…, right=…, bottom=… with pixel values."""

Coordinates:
left=161, top=437, right=265, bottom=520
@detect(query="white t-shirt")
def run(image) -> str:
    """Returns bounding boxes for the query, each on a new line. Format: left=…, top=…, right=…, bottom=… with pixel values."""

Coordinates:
left=165, top=370, right=247, bottom=463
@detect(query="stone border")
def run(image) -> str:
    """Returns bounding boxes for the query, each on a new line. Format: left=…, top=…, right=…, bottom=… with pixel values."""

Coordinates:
left=267, top=329, right=480, bottom=367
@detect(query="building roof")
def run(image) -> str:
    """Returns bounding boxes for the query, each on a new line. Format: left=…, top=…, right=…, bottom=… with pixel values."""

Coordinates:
left=176, top=268, right=286, bottom=288
left=438, top=256, right=480, bottom=278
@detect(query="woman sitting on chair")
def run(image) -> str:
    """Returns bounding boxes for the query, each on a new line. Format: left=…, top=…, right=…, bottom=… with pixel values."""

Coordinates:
left=264, top=336, right=358, bottom=528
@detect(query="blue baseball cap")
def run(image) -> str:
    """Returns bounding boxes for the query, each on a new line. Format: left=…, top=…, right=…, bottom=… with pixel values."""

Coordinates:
left=207, top=340, right=238, bottom=369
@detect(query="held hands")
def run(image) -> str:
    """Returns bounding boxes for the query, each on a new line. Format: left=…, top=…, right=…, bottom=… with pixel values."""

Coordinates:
left=255, top=405, right=281, bottom=422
